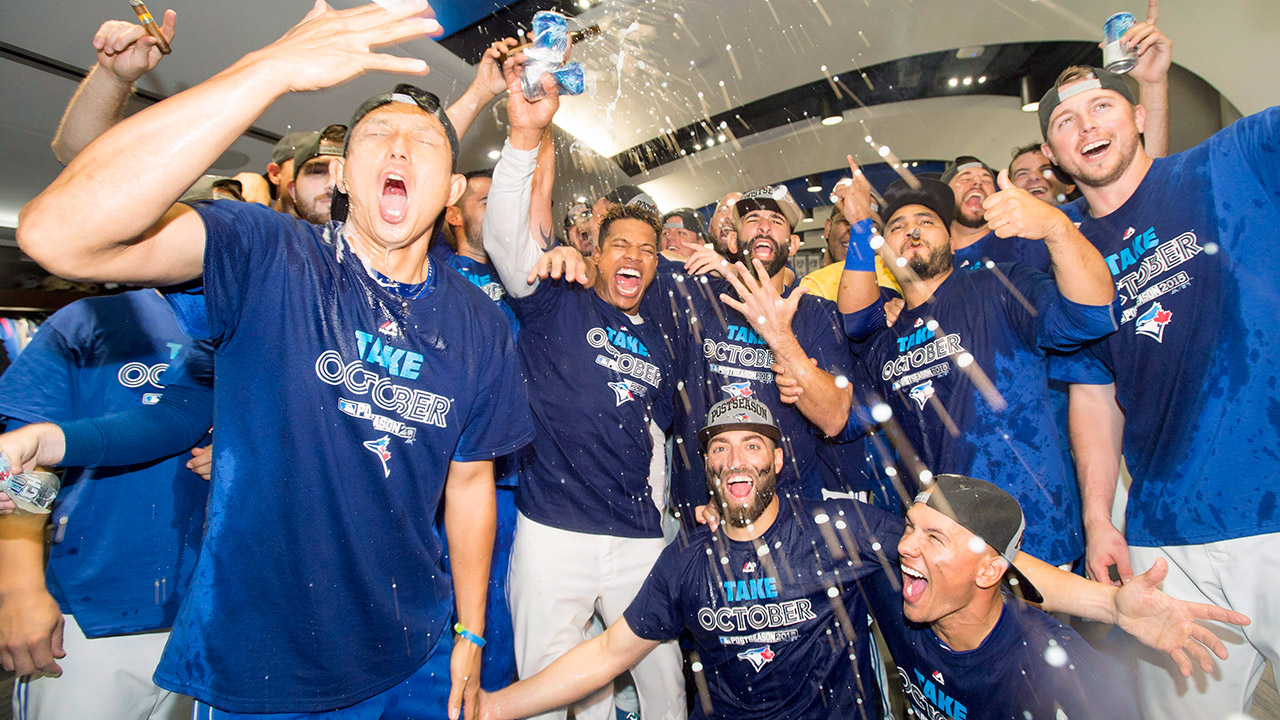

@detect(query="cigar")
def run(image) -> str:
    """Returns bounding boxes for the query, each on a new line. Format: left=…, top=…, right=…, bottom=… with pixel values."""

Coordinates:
left=128, top=0, right=172, bottom=55
left=497, top=25, right=601, bottom=63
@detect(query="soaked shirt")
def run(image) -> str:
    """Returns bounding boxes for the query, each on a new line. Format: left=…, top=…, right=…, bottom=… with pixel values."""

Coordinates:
left=0, top=290, right=208, bottom=638
left=625, top=495, right=903, bottom=719
left=158, top=201, right=533, bottom=712
left=509, top=279, right=676, bottom=538
left=1050, top=107, right=1280, bottom=547
left=866, top=576, right=1140, bottom=720
left=952, top=232, right=1052, bottom=274
left=646, top=267, right=861, bottom=517
left=846, top=268, right=1119, bottom=564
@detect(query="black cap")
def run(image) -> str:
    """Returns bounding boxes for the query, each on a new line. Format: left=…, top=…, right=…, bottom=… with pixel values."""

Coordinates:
left=662, top=208, right=709, bottom=240
left=1038, top=67, right=1137, bottom=139
left=346, top=84, right=459, bottom=172
left=940, top=156, right=995, bottom=185
left=880, top=177, right=956, bottom=229
left=698, top=397, right=782, bottom=448
left=915, top=475, right=1043, bottom=604
left=272, top=131, right=317, bottom=166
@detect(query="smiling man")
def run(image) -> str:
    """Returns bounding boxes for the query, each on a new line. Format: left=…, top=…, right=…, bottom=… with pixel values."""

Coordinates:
left=15, top=4, right=535, bottom=719
left=1040, top=64, right=1280, bottom=720
left=482, top=52, right=685, bottom=720
left=476, top=398, right=1247, bottom=720
left=942, top=156, right=1052, bottom=273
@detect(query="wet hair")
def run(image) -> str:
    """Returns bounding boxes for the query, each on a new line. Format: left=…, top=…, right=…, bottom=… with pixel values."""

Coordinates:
left=598, top=202, right=662, bottom=248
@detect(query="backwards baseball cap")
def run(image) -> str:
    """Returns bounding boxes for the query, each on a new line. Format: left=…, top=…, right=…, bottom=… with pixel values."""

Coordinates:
left=732, top=184, right=803, bottom=231
left=914, top=475, right=1043, bottom=604
left=939, top=156, right=996, bottom=185
left=602, top=185, right=659, bottom=213
left=180, top=175, right=244, bottom=204
left=698, top=397, right=782, bottom=448
left=662, top=208, right=709, bottom=240
left=293, top=123, right=347, bottom=171
left=879, top=177, right=956, bottom=229
left=1038, top=66, right=1137, bottom=139
left=272, top=131, right=318, bottom=167
left=346, top=84, right=459, bottom=172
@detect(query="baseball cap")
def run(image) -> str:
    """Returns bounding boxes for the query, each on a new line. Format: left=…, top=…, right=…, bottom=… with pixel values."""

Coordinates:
left=698, top=397, right=782, bottom=448
left=180, top=175, right=244, bottom=204
left=879, top=177, right=956, bottom=229
left=662, top=208, right=709, bottom=240
left=603, top=185, right=659, bottom=213
left=272, top=131, right=317, bottom=167
left=293, top=124, right=347, bottom=171
left=914, top=475, right=1043, bottom=604
left=732, top=184, right=803, bottom=231
left=939, top=156, right=996, bottom=185
left=564, top=201, right=592, bottom=230
left=346, top=83, right=459, bottom=172
left=1038, top=67, right=1137, bottom=139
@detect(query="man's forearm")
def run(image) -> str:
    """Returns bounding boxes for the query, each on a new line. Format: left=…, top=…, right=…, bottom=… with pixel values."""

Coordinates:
left=444, top=461, right=496, bottom=638
left=1042, top=220, right=1116, bottom=306
left=770, top=335, right=852, bottom=436
left=1139, top=79, right=1170, bottom=158
left=445, top=83, right=498, bottom=141
left=482, top=141, right=543, bottom=297
left=1014, top=550, right=1118, bottom=623
left=51, top=65, right=135, bottom=165
left=20, top=52, right=284, bottom=276
left=1069, top=383, right=1124, bottom=532
left=0, top=513, right=49, bottom=597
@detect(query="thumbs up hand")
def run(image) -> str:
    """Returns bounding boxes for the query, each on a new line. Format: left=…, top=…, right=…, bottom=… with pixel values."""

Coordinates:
left=982, top=169, right=1070, bottom=241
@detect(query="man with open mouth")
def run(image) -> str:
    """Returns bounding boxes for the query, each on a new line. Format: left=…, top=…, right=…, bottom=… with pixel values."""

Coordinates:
left=941, top=156, right=1053, bottom=274
left=15, top=3, right=535, bottom=719
left=476, top=397, right=1249, bottom=720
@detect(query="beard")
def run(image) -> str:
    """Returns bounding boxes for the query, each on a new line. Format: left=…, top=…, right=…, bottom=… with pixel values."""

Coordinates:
left=953, top=205, right=987, bottom=229
left=736, top=235, right=790, bottom=279
left=707, top=464, right=778, bottom=528
left=296, top=192, right=332, bottom=225
left=1064, top=136, right=1140, bottom=189
left=907, top=243, right=954, bottom=281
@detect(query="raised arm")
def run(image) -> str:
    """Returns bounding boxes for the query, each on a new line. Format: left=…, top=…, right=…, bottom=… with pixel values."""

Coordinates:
left=444, top=38, right=516, bottom=140
left=1125, top=0, right=1172, bottom=158
left=52, top=11, right=177, bottom=164
left=982, top=170, right=1115, bottom=307
left=481, top=54, right=560, bottom=298
left=834, top=156, right=882, bottom=316
left=479, top=617, right=658, bottom=720
left=18, top=0, right=440, bottom=287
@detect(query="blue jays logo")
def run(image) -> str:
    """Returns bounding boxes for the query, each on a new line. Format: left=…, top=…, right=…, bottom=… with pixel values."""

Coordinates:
left=722, top=382, right=754, bottom=398
left=1135, top=302, right=1172, bottom=343
left=734, top=412, right=752, bottom=422
left=608, top=381, right=635, bottom=406
left=909, top=380, right=935, bottom=409
left=737, top=646, right=776, bottom=672
left=363, top=435, right=393, bottom=477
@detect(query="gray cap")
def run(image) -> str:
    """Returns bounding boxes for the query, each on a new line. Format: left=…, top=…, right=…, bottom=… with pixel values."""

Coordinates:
left=698, top=397, right=782, bottom=448
left=293, top=125, right=346, bottom=171
left=732, top=184, right=803, bottom=232
left=180, top=175, right=243, bottom=204
left=915, top=475, right=1043, bottom=604
left=939, top=156, right=995, bottom=185
left=272, top=131, right=318, bottom=166
left=1038, top=67, right=1137, bottom=139
left=662, top=208, right=709, bottom=240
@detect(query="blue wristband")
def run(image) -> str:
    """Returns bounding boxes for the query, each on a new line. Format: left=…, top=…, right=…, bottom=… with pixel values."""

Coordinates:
left=454, top=622, right=486, bottom=648
left=843, top=217, right=877, bottom=273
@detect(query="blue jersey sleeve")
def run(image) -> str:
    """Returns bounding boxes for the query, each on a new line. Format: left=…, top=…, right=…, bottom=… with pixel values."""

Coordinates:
left=505, top=276, right=570, bottom=321
left=172, top=200, right=292, bottom=344
left=1222, top=106, right=1280, bottom=212
left=1047, top=342, right=1115, bottom=386
left=795, top=295, right=854, bottom=378
left=1002, top=263, right=1119, bottom=351
left=622, top=541, right=687, bottom=642
left=0, top=322, right=78, bottom=426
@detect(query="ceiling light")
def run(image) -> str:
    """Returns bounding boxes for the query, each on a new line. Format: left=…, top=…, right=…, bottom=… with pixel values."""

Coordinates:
left=1020, top=76, right=1041, bottom=113
left=948, top=78, right=959, bottom=88
left=807, top=174, right=823, bottom=193
left=705, top=138, right=715, bottom=147
left=717, top=133, right=726, bottom=142
left=962, top=76, right=973, bottom=86
left=978, top=76, right=987, bottom=84
left=820, top=94, right=843, bottom=126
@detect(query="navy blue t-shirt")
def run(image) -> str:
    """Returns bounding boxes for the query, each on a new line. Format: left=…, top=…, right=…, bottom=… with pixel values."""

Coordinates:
left=646, top=268, right=860, bottom=516
left=624, top=496, right=904, bottom=719
left=866, top=575, right=1139, bottom=720
left=952, top=233, right=1052, bottom=274
left=157, top=201, right=534, bottom=712
left=848, top=267, right=1119, bottom=564
left=0, top=290, right=208, bottom=637
left=508, top=279, right=676, bottom=538
left=1050, top=107, right=1280, bottom=547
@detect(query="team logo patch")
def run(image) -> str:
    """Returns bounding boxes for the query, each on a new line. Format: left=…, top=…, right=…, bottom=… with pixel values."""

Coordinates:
left=737, top=646, right=776, bottom=672
left=908, top=379, right=935, bottom=409
left=1135, top=302, right=1172, bottom=343
left=742, top=560, right=758, bottom=573
left=363, top=435, right=393, bottom=477
left=722, top=382, right=754, bottom=398
left=932, top=670, right=945, bottom=686
left=734, top=412, right=752, bottom=422
left=378, top=319, right=400, bottom=338
left=609, top=381, right=635, bottom=406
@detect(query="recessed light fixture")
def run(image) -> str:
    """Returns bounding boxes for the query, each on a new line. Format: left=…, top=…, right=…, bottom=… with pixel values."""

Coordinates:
left=962, top=76, right=973, bottom=86
left=978, top=76, right=987, bottom=84
left=807, top=174, right=823, bottom=193
left=948, top=78, right=959, bottom=88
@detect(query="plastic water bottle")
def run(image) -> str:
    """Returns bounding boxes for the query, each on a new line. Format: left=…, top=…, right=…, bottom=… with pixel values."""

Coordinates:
left=0, top=452, right=59, bottom=514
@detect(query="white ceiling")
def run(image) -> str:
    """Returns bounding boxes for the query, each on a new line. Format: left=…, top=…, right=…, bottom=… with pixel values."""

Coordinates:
left=2, top=0, right=1277, bottom=233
